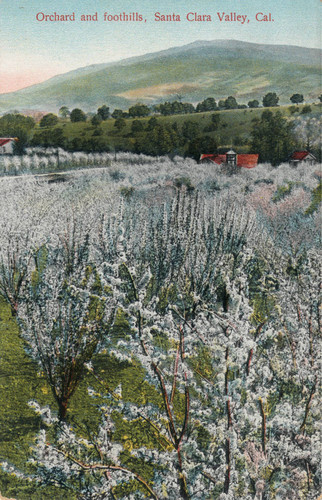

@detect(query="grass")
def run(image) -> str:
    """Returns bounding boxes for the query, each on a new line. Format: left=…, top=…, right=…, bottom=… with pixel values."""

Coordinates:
left=0, top=297, right=69, bottom=499
left=32, top=103, right=321, bottom=153
left=0, top=298, right=172, bottom=498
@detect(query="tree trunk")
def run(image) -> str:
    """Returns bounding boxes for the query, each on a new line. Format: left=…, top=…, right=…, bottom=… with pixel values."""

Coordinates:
left=224, top=438, right=231, bottom=494
left=58, top=398, right=69, bottom=420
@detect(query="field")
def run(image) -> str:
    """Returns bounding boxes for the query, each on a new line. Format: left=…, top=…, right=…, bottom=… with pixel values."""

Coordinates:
left=0, top=156, right=321, bottom=499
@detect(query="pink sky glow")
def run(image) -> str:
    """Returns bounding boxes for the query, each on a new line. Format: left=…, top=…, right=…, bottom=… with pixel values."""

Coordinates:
left=0, top=71, right=57, bottom=94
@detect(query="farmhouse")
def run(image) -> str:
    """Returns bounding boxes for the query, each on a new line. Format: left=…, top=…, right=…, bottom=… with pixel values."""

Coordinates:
left=200, top=149, right=259, bottom=169
left=0, top=138, right=17, bottom=155
left=288, top=151, right=317, bottom=165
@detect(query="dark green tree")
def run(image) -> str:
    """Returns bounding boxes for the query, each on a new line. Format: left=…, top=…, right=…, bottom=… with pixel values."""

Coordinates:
left=182, top=103, right=195, bottom=114
left=59, top=106, right=70, bottom=118
left=196, top=97, right=217, bottom=112
left=128, top=103, right=150, bottom=118
left=70, top=109, right=87, bottom=122
left=248, top=100, right=260, bottom=108
left=224, top=96, right=238, bottom=109
left=251, top=110, right=295, bottom=165
left=91, top=114, right=103, bottom=127
left=157, top=102, right=172, bottom=116
left=97, top=105, right=110, bottom=120
left=262, top=92, right=279, bottom=107
left=131, top=120, right=144, bottom=134
left=12, top=128, right=29, bottom=155
left=301, top=105, right=312, bottom=114
left=0, top=113, right=35, bottom=136
left=170, top=101, right=183, bottom=115
left=182, top=120, right=200, bottom=140
left=186, top=135, right=218, bottom=161
left=135, top=124, right=180, bottom=156
left=0, top=114, right=35, bottom=153
left=290, top=94, right=304, bottom=105
left=39, top=113, right=59, bottom=128
left=111, top=109, right=124, bottom=119
left=83, top=137, right=110, bottom=152
left=146, top=117, right=158, bottom=130
left=49, top=127, right=65, bottom=148
left=114, top=117, right=126, bottom=131
left=211, top=114, right=221, bottom=126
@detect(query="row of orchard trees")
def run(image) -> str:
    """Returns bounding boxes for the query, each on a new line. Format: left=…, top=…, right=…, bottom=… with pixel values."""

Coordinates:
left=0, top=178, right=320, bottom=499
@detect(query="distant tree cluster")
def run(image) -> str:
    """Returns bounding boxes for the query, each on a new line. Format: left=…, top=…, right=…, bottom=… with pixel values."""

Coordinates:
left=53, top=89, right=314, bottom=126
left=251, top=110, right=295, bottom=165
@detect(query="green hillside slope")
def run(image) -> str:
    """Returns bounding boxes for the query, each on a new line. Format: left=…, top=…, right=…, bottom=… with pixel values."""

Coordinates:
left=0, top=39, right=320, bottom=113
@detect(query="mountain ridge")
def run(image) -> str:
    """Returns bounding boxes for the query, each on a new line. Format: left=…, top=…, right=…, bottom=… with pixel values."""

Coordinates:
left=0, top=39, right=320, bottom=113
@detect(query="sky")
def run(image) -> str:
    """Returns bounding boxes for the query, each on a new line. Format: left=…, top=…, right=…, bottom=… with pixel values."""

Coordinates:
left=0, top=0, right=320, bottom=94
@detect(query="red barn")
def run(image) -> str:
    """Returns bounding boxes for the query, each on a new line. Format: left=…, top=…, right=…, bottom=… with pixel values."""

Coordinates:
left=200, top=149, right=258, bottom=169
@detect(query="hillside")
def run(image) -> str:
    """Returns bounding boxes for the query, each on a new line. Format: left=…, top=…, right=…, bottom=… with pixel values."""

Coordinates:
left=20, top=103, right=319, bottom=159
left=0, top=40, right=320, bottom=113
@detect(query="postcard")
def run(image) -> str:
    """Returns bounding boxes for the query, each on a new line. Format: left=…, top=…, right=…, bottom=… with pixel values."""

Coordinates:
left=0, top=1, right=320, bottom=499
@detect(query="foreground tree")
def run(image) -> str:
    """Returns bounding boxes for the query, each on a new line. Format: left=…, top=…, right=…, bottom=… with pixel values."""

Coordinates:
left=17, top=234, right=116, bottom=420
left=131, top=119, right=144, bottom=134
left=0, top=232, right=32, bottom=316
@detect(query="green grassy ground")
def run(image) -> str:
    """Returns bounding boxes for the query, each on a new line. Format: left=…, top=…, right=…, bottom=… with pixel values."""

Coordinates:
left=33, top=103, right=321, bottom=153
left=0, top=299, right=168, bottom=499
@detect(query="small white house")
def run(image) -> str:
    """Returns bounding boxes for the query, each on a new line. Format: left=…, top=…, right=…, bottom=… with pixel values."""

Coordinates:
left=288, top=150, right=317, bottom=165
left=0, top=138, right=17, bottom=154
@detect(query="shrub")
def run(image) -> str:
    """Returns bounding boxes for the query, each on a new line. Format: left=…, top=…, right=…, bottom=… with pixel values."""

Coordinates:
left=301, top=105, right=312, bottom=114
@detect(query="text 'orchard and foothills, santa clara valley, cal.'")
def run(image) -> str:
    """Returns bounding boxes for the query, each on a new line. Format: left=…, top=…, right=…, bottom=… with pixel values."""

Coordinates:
left=35, top=11, right=274, bottom=23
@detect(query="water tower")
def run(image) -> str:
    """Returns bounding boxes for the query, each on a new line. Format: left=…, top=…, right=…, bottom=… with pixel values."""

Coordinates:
left=226, top=149, right=237, bottom=166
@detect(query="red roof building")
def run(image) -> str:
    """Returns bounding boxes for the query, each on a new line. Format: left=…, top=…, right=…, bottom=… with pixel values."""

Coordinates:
left=0, top=138, right=18, bottom=154
left=288, top=151, right=317, bottom=164
left=200, top=150, right=259, bottom=169
left=200, top=154, right=227, bottom=165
